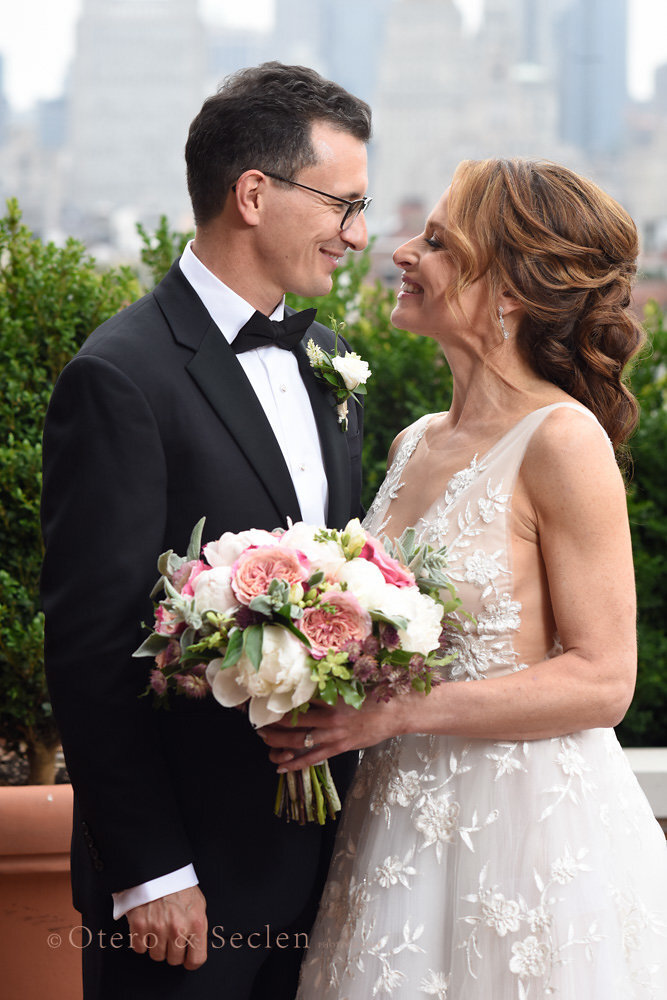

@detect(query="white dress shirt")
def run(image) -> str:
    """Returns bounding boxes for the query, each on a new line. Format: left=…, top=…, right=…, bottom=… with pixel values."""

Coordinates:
left=112, top=243, right=328, bottom=919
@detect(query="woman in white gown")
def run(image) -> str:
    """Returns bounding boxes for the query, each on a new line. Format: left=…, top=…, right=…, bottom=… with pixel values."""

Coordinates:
left=261, top=159, right=667, bottom=998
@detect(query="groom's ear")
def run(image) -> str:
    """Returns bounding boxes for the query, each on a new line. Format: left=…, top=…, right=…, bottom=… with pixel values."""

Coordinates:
left=232, top=170, right=265, bottom=228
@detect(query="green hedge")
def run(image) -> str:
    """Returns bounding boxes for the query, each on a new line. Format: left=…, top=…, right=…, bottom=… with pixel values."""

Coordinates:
left=0, top=208, right=664, bottom=783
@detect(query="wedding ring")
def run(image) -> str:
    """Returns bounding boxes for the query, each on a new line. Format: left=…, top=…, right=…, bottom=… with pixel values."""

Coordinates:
left=303, top=731, right=315, bottom=749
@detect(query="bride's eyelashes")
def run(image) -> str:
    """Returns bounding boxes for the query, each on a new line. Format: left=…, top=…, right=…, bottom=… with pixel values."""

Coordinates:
left=424, top=234, right=444, bottom=249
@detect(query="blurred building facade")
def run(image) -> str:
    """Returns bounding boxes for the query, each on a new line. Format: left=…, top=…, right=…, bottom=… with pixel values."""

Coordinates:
left=0, top=0, right=666, bottom=283
left=66, top=0, right=205, bottom=247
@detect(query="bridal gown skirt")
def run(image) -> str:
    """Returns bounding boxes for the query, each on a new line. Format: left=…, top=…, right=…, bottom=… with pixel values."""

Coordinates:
left=297, top=726, right=667, bottom=999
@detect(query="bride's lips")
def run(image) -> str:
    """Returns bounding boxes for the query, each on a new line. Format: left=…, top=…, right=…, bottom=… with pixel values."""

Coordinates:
left=397, top=275, right=424, bottom=298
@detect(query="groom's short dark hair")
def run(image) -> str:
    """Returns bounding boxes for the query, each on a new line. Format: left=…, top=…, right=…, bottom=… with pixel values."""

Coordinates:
left=185, top=61, right=372, bottom=226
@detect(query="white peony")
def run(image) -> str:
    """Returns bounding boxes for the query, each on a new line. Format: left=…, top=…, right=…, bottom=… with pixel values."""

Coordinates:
left=206, top=625, right=316, bottom=728
left=193, top=565, right=238, bottom=615
left=331, top=351, right=371, bottom=391
left=203, top=529, right=279, bottom=568
left=334, top=558, right=390, bottom=612
left=380, top=586, right=443, bottom=655
left=279, top=522, right=346, bottom=578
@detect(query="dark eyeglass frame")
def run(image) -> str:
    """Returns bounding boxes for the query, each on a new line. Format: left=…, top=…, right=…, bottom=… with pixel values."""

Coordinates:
left=262, top=171, right=372, bottom=231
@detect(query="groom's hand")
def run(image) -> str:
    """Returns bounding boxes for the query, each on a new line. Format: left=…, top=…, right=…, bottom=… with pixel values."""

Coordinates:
left=126, top=886, right=208, bottom=969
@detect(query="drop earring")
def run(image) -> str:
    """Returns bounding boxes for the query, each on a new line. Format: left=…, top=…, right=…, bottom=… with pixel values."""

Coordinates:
left=499, top=306, right=509, bottom=340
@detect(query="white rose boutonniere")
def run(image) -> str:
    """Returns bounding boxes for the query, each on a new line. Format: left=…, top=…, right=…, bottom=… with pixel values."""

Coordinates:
left=306, top=319, right=371, bottom=432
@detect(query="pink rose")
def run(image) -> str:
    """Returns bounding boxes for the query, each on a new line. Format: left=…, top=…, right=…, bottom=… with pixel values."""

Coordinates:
left=172, top=559, right=208, bottom=596
left=231, top=545, right=310, bottom=605
left=154, top=605, right=185, bottom=635
left=360, top=537, right=415, bottom=589
left=300, top=590, right=372, bottom=658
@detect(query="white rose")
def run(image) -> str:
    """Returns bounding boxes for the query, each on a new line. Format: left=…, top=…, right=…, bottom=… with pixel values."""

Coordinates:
left=280, top=522, right=346, bottom=578
left=207, top=626, right=316, bottom=728
left=331, top=352, right=371, bottom=391
left=193, top=566, right=238, bottom=615
left=334, top=558, right=389, bottom=612
left=203, top=529, right=279, bottom=568
left=381, top=586, right=443, bottom=655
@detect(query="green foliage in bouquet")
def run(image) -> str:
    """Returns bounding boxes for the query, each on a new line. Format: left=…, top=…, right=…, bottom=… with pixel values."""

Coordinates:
left=0, top=199, right=140, bottom=782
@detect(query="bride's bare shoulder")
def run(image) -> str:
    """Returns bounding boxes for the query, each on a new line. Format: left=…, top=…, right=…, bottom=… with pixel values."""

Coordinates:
left=521, top=404, right=623, bottom=512
left=386, top=412, right=443, bottom=468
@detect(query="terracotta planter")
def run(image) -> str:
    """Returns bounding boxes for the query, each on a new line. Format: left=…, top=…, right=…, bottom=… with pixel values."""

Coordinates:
left=0, top=783, right=82, bottom=999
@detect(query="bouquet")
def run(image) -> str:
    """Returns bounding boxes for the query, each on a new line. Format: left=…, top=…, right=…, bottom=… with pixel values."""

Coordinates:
left=134, top=518, right=462, bottom=824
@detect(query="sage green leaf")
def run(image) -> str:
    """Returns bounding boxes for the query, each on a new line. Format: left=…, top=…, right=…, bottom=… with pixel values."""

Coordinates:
left=243, top=624, right=264, bottom=671
left=221, top=628, right=243, bottom=668
left=186, top=517, right=206, bottom=562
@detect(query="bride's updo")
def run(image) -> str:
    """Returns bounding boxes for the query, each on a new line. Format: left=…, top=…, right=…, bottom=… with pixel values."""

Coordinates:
left=445, top=158, right=645, bottom=449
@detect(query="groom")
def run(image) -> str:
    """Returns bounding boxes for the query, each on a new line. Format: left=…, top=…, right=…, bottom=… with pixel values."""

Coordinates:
left=41, top=63, right=371, bottom=999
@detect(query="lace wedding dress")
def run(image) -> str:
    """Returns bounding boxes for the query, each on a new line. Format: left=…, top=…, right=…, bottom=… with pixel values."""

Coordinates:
left=297, top=403, right=667, bottom=1000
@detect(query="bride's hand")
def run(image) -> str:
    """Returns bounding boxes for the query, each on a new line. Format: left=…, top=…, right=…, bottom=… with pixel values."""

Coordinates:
left=257, top=697, right=410, bottom=771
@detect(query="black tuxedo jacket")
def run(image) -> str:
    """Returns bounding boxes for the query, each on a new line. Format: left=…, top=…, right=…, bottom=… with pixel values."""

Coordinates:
left=41, top=261, right=363, bottom=998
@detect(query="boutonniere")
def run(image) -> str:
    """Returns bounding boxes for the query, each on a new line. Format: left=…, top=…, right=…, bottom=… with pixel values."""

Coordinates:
left=306, top=320, right=371, bottom=432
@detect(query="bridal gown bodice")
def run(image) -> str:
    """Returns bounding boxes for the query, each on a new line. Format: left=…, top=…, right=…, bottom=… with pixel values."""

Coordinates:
left=297, top=403, right=667, bottom=1000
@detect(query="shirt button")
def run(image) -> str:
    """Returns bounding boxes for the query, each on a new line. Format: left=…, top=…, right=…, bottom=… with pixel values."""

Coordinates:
left=279, top=384, right=287, bottom=393
left=298, top=463, right=306, bottom=472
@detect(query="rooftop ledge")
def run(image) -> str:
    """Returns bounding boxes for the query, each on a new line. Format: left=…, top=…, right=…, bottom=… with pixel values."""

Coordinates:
left=623, top=747, right=667, bottom=831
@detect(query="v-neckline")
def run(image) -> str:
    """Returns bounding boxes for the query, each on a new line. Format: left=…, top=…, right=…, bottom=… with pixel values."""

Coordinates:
left=416, top=402, right=588, bottom=490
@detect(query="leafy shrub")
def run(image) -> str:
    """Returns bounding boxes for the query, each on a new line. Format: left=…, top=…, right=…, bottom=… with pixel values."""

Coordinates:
left=0, top=200, right=140, bottom=782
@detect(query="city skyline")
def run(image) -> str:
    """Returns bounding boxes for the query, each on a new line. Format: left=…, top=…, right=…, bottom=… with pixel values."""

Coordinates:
left=1, top=0, right=667, bottom=112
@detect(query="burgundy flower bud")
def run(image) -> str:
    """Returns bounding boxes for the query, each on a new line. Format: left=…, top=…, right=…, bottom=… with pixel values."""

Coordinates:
left=362, top=634, right=381, bottom=656
left=380, top=623, right=400, bottom=650
left=175, top=673, right=209, bottom=698
left=149, top=668, right=168, bottom=696
left=409, top=654, right=426, bottom=675
left=235, top=607, right=264, bottom=629
left=343, top=639, right=363, bottom=663
left=353, top=654, right=379, bottom=684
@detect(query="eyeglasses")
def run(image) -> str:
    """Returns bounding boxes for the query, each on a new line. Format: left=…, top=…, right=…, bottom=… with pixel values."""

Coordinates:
left=262, top=171, right=372, bottom=231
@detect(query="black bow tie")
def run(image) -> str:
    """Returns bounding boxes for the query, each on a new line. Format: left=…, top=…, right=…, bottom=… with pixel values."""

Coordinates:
left=232, top=308, right=317, bottom=354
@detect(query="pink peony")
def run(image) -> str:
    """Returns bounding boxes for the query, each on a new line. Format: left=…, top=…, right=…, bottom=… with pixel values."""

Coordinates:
left=231, top=545, right=310, bottom=605
left=154, top=605, right=185, bottom=636
left=300, top=590, right=372, bottom=658
left=360, top=536, right=415, bottom=589
left=173, top=559, right=208, bottom=596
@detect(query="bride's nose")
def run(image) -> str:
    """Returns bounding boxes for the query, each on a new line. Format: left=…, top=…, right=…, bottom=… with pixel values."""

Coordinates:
left=393, top=237, right=418, bottom=269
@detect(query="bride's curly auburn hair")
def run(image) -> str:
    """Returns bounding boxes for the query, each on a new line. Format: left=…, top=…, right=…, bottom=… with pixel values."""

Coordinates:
left=445, top=158, right=645, bottom=450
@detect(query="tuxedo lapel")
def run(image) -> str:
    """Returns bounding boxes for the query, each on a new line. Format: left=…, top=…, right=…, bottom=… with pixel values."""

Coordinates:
left=294, top=334, right=351, bottom=529
left=154, top=264, right=302, bottom=526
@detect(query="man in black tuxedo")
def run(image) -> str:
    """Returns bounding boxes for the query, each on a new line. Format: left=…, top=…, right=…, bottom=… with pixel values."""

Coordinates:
left=41, top=63, right=371, bottom=999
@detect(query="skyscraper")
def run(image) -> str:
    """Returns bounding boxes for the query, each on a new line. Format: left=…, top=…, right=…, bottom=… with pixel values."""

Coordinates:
left=555, top=0, right=628, bottom=155
left=67, top=0, right=205, bottom=240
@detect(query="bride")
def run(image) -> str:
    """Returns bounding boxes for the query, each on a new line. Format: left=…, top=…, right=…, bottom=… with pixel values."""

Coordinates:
left=261, top=158, right=667, bottom=998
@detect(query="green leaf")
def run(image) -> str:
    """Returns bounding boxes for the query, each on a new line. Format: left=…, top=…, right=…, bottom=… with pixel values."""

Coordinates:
left=243, top=624, right=264, bottom=671
left=221, top=628, right=243, bottom=668
left=132, top=633, right=170, bottom=658
left=338, top=681, right=365, bottom=709
left=317, top=678, right=338, bottom=705
left=186, top=517, right=206, bottom=561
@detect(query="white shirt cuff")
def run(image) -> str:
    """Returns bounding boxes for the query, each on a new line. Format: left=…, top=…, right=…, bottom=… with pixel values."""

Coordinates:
left=112, top=864, right=199, bottom=920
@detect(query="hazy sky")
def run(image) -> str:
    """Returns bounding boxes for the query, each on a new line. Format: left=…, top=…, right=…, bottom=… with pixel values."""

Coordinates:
left=1, top=0, right=666, bottom=112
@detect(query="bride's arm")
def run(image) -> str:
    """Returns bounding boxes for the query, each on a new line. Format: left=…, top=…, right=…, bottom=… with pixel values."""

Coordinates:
left=261, top=411, right=637, bottom=765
